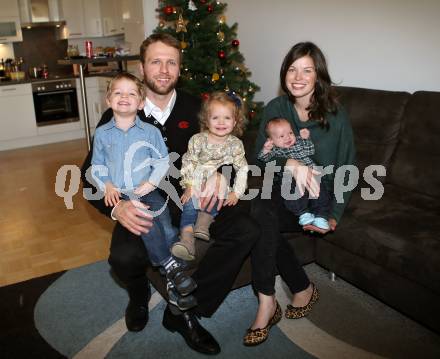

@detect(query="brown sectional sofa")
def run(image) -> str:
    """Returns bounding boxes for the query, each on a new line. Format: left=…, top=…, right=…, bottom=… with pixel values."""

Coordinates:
left=147, top=86, right=440, bottom=333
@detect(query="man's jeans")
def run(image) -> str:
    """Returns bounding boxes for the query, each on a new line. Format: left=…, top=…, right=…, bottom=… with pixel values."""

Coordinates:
left=121, top=191, right=178, bottom=266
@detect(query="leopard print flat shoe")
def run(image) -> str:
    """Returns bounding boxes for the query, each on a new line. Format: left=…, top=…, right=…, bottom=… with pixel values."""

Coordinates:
left=243, top=301, right=282, bottom=346
left=285, top=283, right=319, bottom=319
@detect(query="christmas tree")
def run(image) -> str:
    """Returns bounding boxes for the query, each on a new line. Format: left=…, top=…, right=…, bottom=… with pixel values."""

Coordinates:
left=154, top=0, right=263, bottom=127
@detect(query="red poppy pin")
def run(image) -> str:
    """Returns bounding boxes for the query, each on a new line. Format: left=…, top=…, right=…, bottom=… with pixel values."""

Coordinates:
left=178, top=120, right=190, bottom=129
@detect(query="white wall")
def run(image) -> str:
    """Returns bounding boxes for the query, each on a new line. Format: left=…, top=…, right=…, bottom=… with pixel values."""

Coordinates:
left=140, top=0, right=440, bottom=103
left=226, top=0, right=440, bottom=102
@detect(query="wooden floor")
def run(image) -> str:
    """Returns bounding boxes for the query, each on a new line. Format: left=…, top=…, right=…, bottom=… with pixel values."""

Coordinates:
left=0, top=139, right=114, bottom=287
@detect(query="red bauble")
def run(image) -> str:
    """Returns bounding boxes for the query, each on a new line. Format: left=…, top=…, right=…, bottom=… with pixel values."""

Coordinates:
left=249, top=110, right=256, bottom=119
left=200, top=0, right=207, bottom=4
left=218, top=50, right=226, bottom=59
left=163, top=6, right=174, bottom=15
left=207, top=4, right=213, bottom=12
left=232, top=39, right=240, bottom=47
left=201, top=92, right=210, bottom=101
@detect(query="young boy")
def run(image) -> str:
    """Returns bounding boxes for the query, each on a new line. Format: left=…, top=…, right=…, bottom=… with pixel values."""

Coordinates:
left=91, top=72, right=197, bottom=310
left=258, top=117, right=330, bottom=230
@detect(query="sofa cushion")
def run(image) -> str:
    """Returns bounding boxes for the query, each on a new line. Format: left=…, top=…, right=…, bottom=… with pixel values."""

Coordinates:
left=325, top=184, right=440, bottom=293
left=336, top=86, right=410, bottom=182
left=388, top=91, right=440, bottom=198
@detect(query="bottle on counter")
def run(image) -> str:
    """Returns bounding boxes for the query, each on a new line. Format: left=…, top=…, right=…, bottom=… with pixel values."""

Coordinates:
left=41, top=64, right=49, bottom=79
left=0, top=58, right=5, bottom=78
left=85, top=41, right=93, bottom=58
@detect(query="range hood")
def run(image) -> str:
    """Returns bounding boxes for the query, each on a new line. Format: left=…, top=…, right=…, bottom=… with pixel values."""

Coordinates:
left=19, top=0, right=65, bottom=28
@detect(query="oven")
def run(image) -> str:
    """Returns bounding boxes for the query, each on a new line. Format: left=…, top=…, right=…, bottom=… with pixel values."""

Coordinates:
left=32, top=79, right=79, bottom=126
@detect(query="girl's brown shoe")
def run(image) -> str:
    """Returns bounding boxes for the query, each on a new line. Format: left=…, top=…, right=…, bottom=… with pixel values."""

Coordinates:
left=285, top=283, right=319, bottom=319
left=243, top=301, right=282, bottom=346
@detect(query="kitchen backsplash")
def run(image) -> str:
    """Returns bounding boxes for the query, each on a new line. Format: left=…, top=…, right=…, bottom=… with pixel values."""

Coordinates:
left=13, top=26, right=71, bottom=75
left=12, top=27, right=125, bottom=76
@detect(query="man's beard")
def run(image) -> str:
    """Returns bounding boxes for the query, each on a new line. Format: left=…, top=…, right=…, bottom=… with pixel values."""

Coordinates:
left=144, top=76, right=178, bottom=95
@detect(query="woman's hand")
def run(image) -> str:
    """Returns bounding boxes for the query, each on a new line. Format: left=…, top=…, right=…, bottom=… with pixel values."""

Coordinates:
left=285, top=158, right=321, bottom=197
left=328, top=218, right=337, bottom=231
left=224, top=192, right=239, bottom=206
left=199, top=172, right=228, bottom=212
left=104, top=183, right=121, bottom=207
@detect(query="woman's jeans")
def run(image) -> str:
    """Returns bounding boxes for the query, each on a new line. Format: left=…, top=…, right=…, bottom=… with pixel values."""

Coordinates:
left=121, top=191, right=178, bottom=266
left=180, top=195, right=218, bottom=229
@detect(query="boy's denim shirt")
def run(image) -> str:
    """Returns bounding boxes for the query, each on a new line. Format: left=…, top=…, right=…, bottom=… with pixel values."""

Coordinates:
left=91, top=116, right=170, bottom=191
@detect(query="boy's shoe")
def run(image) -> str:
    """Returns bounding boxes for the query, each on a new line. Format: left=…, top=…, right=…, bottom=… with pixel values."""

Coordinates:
left=167, top=281, right=198, bottom=311
left=299, top=212, right=315, bottom=226
left=193, top=212, right=214, bottom=241
left=312, top=217, right=330, bottom=230
left=166, top=261, right=197, bottom=296
left=171, top=231, right=196, bottom=261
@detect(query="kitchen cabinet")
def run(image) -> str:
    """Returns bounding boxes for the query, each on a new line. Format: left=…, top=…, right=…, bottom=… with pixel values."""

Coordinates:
left=100, top=0, right=124, bottom=36
left=0, top=0, right=23, bottom=42
left=60, top=0, right=123, bottom=39
left=0, top=84, right=37, bottom=141
left=60, top=0, right=88, bottom=38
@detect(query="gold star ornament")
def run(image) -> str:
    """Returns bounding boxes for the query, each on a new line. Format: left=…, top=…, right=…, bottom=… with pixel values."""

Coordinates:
left=176, top=13, right=188, bottom=33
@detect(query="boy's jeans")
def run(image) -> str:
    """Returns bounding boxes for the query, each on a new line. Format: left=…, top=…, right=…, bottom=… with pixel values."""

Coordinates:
left=121, top=191, right=178, bottom=266
left=180, top=196, right=218, bottom=229
left=283, top=181, right=331, bottom=218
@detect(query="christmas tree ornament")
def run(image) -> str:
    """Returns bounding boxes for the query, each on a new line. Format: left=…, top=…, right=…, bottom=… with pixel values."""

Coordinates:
left=176, top=13, right=188, bottom=33
left=207, top=4, right=213, bottom=12
left=232, top=39, right=240, bottom=47
left=163, top=6, right=174, bottom=15
left=219, top=15, right=226, bottom=24
left=249, top=110, right=256, bottom=119
left=248, top=85, right=254, bottom=92
left=180, top=41, right=188, bottom=49
left=217, top=31, right=225, bottom=42
left=211, top=72, right=220, bottom=82
left=199, top=0, right=207, bottom=4
left=188, top=0, right=197, bottom=11
left=201, top=92, right=210, bottom=101
left=218, top=50, right=226, bottom=59
left=159, top=20, right=165, bottom=28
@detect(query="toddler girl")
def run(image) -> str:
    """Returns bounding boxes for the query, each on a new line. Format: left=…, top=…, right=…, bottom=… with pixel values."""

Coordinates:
left=171, top=91, right=249, bottom=261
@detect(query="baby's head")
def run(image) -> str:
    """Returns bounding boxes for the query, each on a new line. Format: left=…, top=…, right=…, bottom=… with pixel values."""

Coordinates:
left=106, top=72, right=146, bottom=115
left=265, top=118, right=296, bottom=148
left=199, top=91, right=247, bottom=138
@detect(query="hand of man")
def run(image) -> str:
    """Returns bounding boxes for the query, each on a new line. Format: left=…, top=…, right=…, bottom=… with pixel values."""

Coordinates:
left=199, top=172, right=228, bottom=212
left=113, top=199, right=153, bottom=236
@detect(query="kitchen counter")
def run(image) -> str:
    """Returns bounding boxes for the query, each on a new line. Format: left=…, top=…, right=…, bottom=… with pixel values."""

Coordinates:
left=0, top=71, right=124, bottom=87
left=57, top=55, right=139, bottom=65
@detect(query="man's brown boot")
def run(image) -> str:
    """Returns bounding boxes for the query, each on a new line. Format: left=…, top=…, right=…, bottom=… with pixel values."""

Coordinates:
left=171, top=231, right=196, bottom=261
left=193, top=212, right=214, bottom=241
